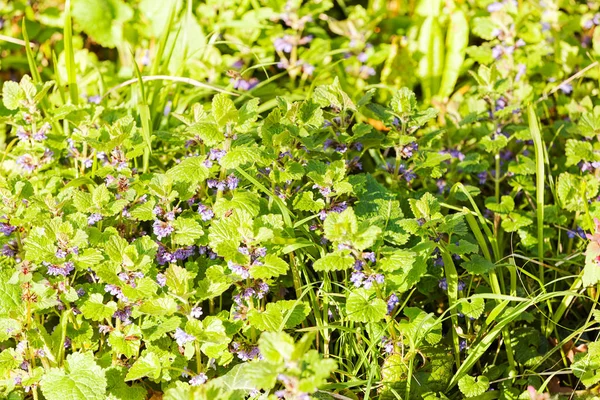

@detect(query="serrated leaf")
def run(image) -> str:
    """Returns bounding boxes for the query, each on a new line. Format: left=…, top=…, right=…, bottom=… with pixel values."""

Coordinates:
left=125, top=352, right=162, bottom=382
left=458, top=375, right=489, bottom=397
left=313, top=251, right=354, bottom=272
left=41, top=352, right=107, bottom=400
left=80, top=293, right=117, bottom=322
left=462, top=254, right=496, bottom=275
left=171, top=218, right=203, bottom=246
left=251, top=254, right=288, bottom=280
left=458, top=297, right=485, bottom=319
left=346, top=289, right=387, bottom=323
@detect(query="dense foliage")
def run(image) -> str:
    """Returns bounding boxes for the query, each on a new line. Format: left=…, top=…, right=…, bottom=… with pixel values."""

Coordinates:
left=1, top=0, right=600, bottom=399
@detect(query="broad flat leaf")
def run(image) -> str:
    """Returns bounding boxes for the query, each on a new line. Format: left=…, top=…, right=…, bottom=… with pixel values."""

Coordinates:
left=258, top=331, right=295, bottom=364
left=171, top=218, right=203, bottom=246
left=80, top=293, right=117, bottom=322
left=166, top=156, right=210, bottom=185
left=72, top=0, right=133, bottom=48
left=313, top=251, right=354, bottom=272
left=215, top=361, right=278, bottom=391
left=457, top=297, right=485, bottom=319
left=572, top=341, right=600, bottom=387
left=346, top=289, right=387, bottom=323
left=212, top=94, right=238, bottom=127
left=2, top=81, right=23, bottom=110
left=462, top=255, right=495, bottom=275
left=41, top=352, right=107, bottom=400
left=458, top=375, right=489, bottom=397
left=398, top=307, right=442, bottom=345
left=251, top=254, right=289, bottom=279
left=125, top=352, right=162, bottom=382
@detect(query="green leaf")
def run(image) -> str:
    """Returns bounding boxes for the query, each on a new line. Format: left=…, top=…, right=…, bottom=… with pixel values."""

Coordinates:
left=125, top=352, right=162, bottom=382
left=165, top=264, right=193, bottom=297
left=212, top=94, right=238, bottom=127
left=378, top=249, right=416, bottom=272
left=346, top=289, right=387, bottom=323
left=462, top=255, right=496, bottom=275
left=41, top=352, right=107, bottom=400
left=171, top=218, right=203, bottom=246
left=398, top=307, right=442, bottom=345
left=390, top=87, right=417, bottom=116
left=323, top=208, right=358, bottom=244
left=72, top=0, right=133, bottom=48
left=219, top=146, right=264, bottom=169
left=409, top=192, right=441, bottom=220
left=457, top=297, right=485, bottom=319
left=313, top=251, right=354, bottom=272
left=479, top=134, right=508, bottom=153
left=108, top=325, right=141, bottom=358
left=572, top=341, right=600, bottom=388
left=458, top=375, right=489, bottom=397
left=485, top=196, right=514, bottom=214
left=557, top=172, right=599, bottom=212
left=293, top=191, right=325, bottom=213
left=250, top=254, right=289, bottom=280
left=2, top=80, right=23, bottom=110
left=166, top=156, right=210, bottom=185
left=188, top=122, right=224, bottom=146
left=258, top=331, right=295, bottom=364
left=80, top=293, right=117, bottom=322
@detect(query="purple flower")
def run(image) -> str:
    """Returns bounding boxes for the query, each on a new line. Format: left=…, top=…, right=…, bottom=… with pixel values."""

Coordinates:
left=88, top=95, right=101, bottom=104
left=350, top=271, right=365, bottom=287
left=209, top=148, right=227, bottom=161
left=274, top=36, right=294, bottom=53
left=516, top=63, right=526, bottom=81
left=438, top=278, right=448, bottom=291
left=0, top=222, right=15, bottom=236
left=105, top=284, right=128, bottom=302
left=45, top=261, right=74, bottom=277
left=478, top=171, right=487, bottom=185
left=226, top=174, right=239, bottom=190
left=197, top=204, right=214, bottom=221
left=459, top=339, right=468, bottom=351
left=16, top=154, right=37, bottom=172
left=357, top=52, right=368, bottom=63
left=387, top=293, right=399, bottom=314
left=232, top=77, right=259, bottom=91
left=381, top=336, right=394, bottom=354
left=301, top=62, right=315, bottom=76
left=113, top=306, right=132, bottom=322
left=173, top=328, right=196, bottom=346
left=164, top=100, right=172, bottom=116
left=312, top=184, right=332, bottom=197
left=458, top=280, right=466, bottom=291
left=153, top=220, right=174, bottom=240
left=363, top=252, right=376, bottom=263
left=487, top=2, right=503, bottom=12
left=492, top=45, right=504, bottom=60
left=87, top=213, right=103, bottom=226
left=156, top=273, right=167, bottom=287
left=189, top=373, right=208, bottom=386
left=191, top=307, right=203, bottom=319
left=228, top=261, right=250, bottom=279
left=559, top=83, right=573, bottom=94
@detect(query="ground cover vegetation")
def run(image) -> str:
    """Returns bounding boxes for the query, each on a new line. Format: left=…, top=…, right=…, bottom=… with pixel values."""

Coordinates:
left=1, top=0, right=600, bottom=399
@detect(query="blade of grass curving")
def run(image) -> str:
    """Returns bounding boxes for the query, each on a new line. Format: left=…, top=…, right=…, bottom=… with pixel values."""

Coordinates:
left=440, top=247, right=461, bottom=369
left=235, top=167, right=294, bottom=228
left=446, top=290, right=571, bottom=391
left=132, top=56, right=152, bottom=173
left=528, top=105, right=545, bottom=285
left=63, top=0, right=79, bottom=105
left=21, top=20, right=42, bottom=84
left=51, top=51, right=66, bottom=104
